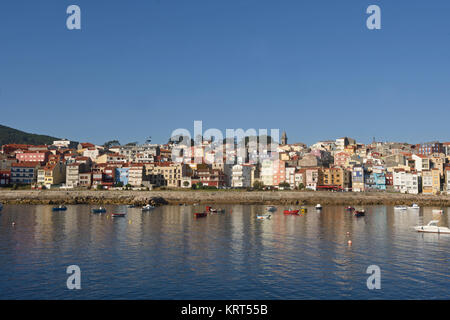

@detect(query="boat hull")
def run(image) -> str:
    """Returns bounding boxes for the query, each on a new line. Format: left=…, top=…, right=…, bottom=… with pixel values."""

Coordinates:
left=111, top=213, right=126, bottom=217
left=283, top=210, right=300, bottom=215
left=414, top=226, right=450, bottom=234
left=194, top=213, right=207, bottom=218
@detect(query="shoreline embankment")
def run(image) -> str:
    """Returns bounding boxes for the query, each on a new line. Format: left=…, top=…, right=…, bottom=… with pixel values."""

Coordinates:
left=2, top=190, right=450, bottom=206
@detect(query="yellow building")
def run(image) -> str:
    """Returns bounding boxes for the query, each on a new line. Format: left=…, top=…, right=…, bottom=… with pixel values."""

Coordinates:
left=145, top=163, right=191, bottom=188
left=422, top=169, right=441, bottom=195
left=38, top=162, right=66, bottom=188
left=322, top=167, right=351, bottom=189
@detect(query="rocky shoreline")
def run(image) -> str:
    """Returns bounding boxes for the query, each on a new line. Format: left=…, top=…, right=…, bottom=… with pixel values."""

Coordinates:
left=1, top=190, right=450, bottom=207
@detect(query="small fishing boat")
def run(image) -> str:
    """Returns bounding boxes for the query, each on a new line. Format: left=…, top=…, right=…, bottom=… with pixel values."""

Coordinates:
left=194, top=212, right=208, bottom=218
left=206, top=206, right=225, bottom=213
left=142, top=204, right=155, bottom=211
left=52, top=205, right=67, bottom=211
left=345, top=206, right=355, bottom=212
left=432, top=209, right=444, bottom=215
left=414, top=220, right=450, bottom=234
left=354, top=209, right=365, bottom=217
left=394, top=206, right=407, bottom=211
left=257, top=214, right=271, bottom=220
left=315, top=204, right=322, bottom=210
left=300, top=206, right=308, bottom=214
left=127, top=204, right=137, bottom=208
left=91, top=207, right=106, bottom=214
left=283, top=209, right=300, bottom=215
left=408, top=204, right=420, bottom=210
left=209, top=208, right=225, bottom=214
left=111, top=213, right=126, bottom=217
left=266, top=206, right=277, bottom=212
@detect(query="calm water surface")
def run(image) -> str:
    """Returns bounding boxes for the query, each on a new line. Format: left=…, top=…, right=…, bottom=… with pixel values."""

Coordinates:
left=0, top=204, right=449, bottom=299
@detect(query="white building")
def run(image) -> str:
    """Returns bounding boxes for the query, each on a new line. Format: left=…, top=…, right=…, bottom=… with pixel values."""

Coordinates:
left=83, top=148, right=100, bottom=161
left=261, top=159, right=274, bottom=187
left=285, top=167, right=296, bottom=189
left=231, top=164, right=252, bottom=188
left=393, top=171, right=420, bottom=194
left=53, top=140, right=71, bottom=148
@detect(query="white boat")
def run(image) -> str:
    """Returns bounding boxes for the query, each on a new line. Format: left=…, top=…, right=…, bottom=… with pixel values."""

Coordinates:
left=256, top=214, right=271, bottom=220
left=266, top=206, right=276, bottom=212
left=394, top=206, right=407, bottom=210
left=414, top=220, right=450, bottom=234
left=315, top=204, right=322, bottom=210
left=432, top=209, right=443, bottom=214
left=142, top=204, right=155, bottom=211
left=408, top=204, right=420, bottom=209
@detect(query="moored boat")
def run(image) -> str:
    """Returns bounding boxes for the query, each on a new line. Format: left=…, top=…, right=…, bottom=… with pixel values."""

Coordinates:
left=354, top=209, right=365, bottom=217
left=111, top=213, right=126, bottom=217
left=210, top=208, right=225, bottom=214
left=408, top=204, right=420, bottom=210
left=206, top=206, right=225, bottom=213
left=266, top=206, right=277, bottom=212
left=256, top=214, right=271, bottom=220
left=394, top=206, right=407, bottom=211
left=345, top=206, right=355, bottom=212
left=283, top=209, right=300, bottom=215
left=315, top=204, right=322, bottom=210
left=52, top=205, right=67, bottom=211
left=142, top=204, right=155, bottom=211
left=92, top=207, right=106, bottom=213
left=414, top=220, right=450, bottom=234
left=0, top=203, right=3, bottom=211
left=194, top=212, right=208, bottom=218
left=432, top=209, right=443, bottom=214
left=300, top=206, right=307, bottom=214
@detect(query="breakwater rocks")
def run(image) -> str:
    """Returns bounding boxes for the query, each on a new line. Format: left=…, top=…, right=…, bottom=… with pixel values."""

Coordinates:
left=2, top=190, right=450, bottom=206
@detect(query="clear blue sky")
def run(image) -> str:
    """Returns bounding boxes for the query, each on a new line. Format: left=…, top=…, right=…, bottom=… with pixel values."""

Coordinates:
left=1, top=0, right=449, bottom=145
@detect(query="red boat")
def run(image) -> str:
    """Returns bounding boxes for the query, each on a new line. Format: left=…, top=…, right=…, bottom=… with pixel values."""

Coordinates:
left=194, top=212, right=208, bottom=218
left=112, top=213, right=126, bottom=217
left=283, top=209, right=300, bottom=215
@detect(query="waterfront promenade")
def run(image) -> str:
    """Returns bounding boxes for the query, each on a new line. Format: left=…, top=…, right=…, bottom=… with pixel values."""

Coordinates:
left=2, top=190, right=450, bottom=206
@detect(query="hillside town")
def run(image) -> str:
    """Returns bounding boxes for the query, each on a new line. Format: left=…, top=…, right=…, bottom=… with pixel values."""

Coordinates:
left=1, top=133, right=450, bottom=195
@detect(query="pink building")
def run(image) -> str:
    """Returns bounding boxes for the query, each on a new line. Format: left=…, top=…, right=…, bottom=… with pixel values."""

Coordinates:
left=273, top=160, right=286, bottom=186
left=16, top=151, right=50, bottom=163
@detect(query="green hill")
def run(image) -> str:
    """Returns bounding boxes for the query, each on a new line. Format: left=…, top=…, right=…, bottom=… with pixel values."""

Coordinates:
left=0, top=124, right=60, bottom=146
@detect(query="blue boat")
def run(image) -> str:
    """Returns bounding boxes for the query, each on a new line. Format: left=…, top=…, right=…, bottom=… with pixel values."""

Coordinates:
left=0, top=203, right=3, bottom=211
left=52, top=205, right=67, bottom=211
left=92, top=207, right=107, bottom=213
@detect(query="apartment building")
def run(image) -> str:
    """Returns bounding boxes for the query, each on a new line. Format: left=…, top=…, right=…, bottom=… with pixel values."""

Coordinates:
left=231, top=164, right=252, bottom=188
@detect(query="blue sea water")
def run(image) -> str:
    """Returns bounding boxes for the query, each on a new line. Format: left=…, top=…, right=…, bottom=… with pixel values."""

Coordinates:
left=0, top=204, right=448, bottom=299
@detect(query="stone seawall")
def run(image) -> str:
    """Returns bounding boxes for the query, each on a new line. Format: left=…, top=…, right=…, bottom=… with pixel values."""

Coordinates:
left=1, top=190, right=450, bottom=206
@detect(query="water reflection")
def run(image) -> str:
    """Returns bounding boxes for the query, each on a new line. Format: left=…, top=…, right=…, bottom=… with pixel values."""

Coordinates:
left=0, top=204, right=449, bottom=299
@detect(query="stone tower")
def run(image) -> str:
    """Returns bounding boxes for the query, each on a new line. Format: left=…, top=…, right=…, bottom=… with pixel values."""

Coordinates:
left=281, top=131, right=287, bottom=145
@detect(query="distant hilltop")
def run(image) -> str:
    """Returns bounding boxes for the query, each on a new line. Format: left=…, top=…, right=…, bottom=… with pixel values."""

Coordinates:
left=0, top=124, right=62, bottom=146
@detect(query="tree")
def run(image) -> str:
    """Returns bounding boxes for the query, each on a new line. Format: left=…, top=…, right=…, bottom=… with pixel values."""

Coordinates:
left=183, top=181, right=190, bottom=187
left=103, top=140, right=120, bottom=149
left=253, top=181, right=265, bottom=190
left=125, top=142, right=138, bottom=147
left=279, top=182, right=291, bottom=190
left=297, top=183, right=305, bottom=190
